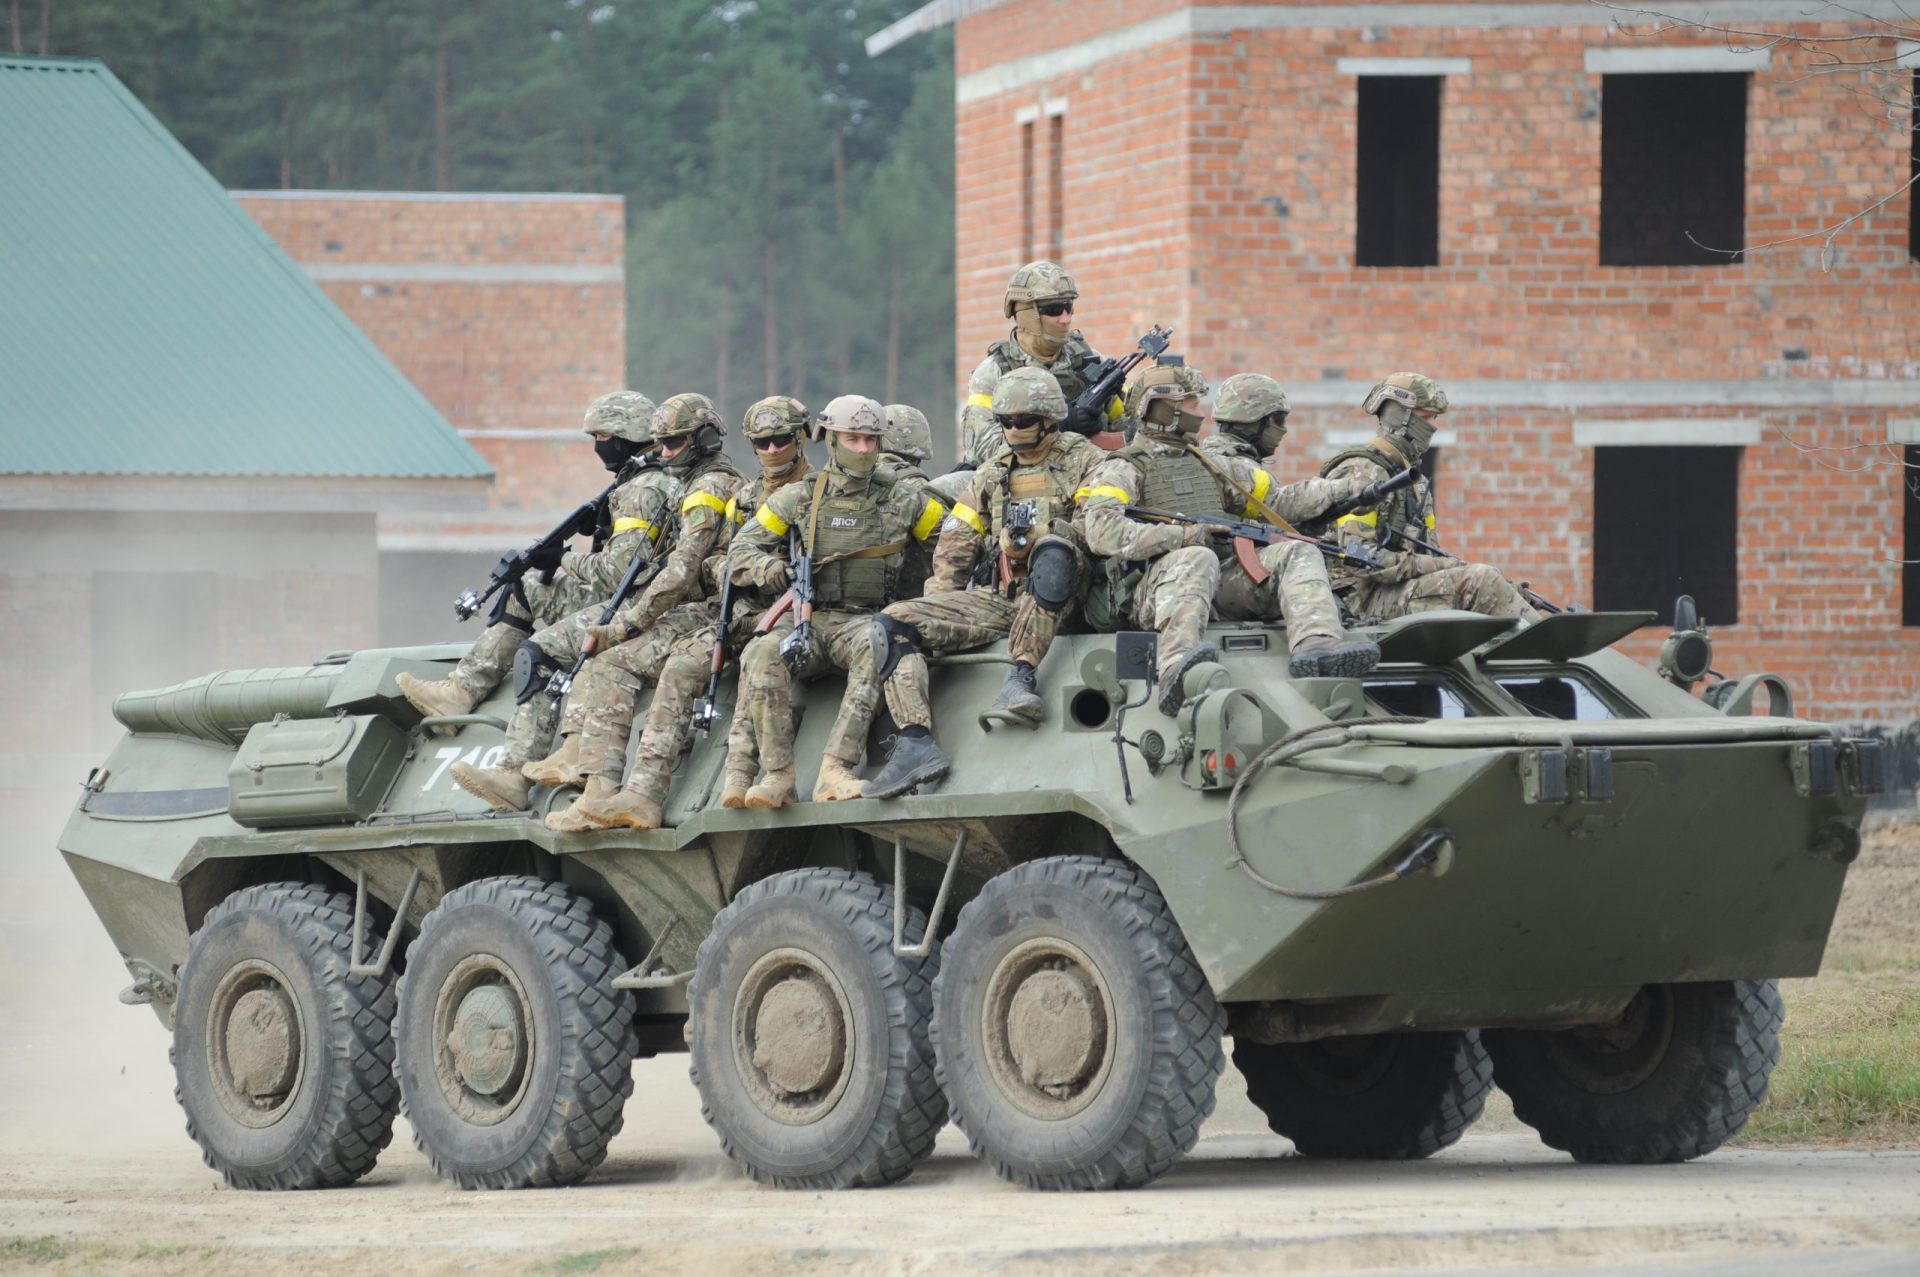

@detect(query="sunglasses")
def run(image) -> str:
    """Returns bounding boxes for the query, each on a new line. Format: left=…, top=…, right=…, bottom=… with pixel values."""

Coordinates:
left=997, top=414, right=1048, bottom=433
left=1035, top=301, right=1074, bottom=318
left=753, top=433, right=798, bottom=450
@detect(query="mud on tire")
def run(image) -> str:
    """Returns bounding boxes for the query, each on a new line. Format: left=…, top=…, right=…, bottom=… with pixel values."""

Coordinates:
left=1232, top=1030, right=1493, bottom=1159
left=396, top=876, right=637, bottom=1188
left=1485, top=979, right=1783, bottom=1164
left=688, top=867, right=946, bottom=1189
left=933, top=855, right=1227, bottom=1191
left=173, top=882, right=399, bottom=1189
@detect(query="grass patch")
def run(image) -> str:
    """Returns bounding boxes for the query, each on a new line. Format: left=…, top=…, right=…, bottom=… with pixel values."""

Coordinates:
left=1, top=1237, right=71, bottom=1264
left=1739, top=971, right=1920, bottom=1145
left=545, top=1249, right=639, bottom=1274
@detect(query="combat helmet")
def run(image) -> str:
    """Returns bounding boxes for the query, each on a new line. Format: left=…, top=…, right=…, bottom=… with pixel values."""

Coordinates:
left=1125, top=362, right=1210, bottom=437
left=1362, top=371, right=1448, bottom=460
left=817, top=394, right=888, bottom=477
left=582, top=391, right=657, bottom=445
left=882, top=404, right=933, bottom=464
left=1001, top=260, right=1078, bottom=319
left=651, top=392, right=726, bottom=468
left=991, top=367, right=1067, bottom=455
left=1213, top=373, right=1290, bottom=453
left=743, top=395, right=808, bottom=478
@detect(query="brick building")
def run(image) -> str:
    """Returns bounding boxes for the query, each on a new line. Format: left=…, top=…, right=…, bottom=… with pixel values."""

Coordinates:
left=875, top=0, right=1920, bottom=789
left=232, top=191, right=628, bottom=645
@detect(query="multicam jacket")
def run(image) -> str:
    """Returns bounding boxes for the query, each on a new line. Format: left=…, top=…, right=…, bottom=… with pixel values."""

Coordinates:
left=935, top=432, right=1102, bottom=593
left=560, top=461, right=682, bottom=598
left=1316, top=439, right=1441, bottom=588
left=606, top=452, right=744, bottom=637
left=962, top=331, right=1106, bottom=465
left=729, top=466, right=945, bottom=612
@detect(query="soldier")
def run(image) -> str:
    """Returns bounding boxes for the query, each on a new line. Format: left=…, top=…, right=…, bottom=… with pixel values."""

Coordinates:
left=962, top=261, right=1114, bottom=465
left=446, top=392, right=738, bottom=812
left=879, top=404, right=950, bottom=599
left=1204, top=373, right=1291, bottom=463
left=852, top=366, right=1104, bottom=799
left=722, top=395, right=945, bottom=809
left=395, top=392, right=677, bottom=782
left=1077, top=365, right=1381, bottom=715
left=1316, top=373, right=1541, bottom=624
left=543, top=396, right=812, bottom=831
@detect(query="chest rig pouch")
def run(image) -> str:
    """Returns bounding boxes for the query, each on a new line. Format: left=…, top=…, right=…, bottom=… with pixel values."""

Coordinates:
left=808, top=472, right=905, bottom=612
left=998, top=465, right=1058, bottom=571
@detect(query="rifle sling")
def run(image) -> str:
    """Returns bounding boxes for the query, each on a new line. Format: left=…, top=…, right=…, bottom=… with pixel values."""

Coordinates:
left=1179, top=440, right=1304, bottom=537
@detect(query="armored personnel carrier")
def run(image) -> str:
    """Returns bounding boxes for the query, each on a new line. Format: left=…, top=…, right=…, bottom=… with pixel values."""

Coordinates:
left=60, top=605, right=1880, bottom=1192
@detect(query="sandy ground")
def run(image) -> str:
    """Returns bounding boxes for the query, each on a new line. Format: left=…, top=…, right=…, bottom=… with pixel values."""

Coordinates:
left=5, top=792, right=1918, bottom=1276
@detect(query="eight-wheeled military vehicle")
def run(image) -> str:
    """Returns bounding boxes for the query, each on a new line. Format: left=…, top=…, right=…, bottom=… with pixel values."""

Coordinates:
left=60, top=605, right=1880, bottom=1191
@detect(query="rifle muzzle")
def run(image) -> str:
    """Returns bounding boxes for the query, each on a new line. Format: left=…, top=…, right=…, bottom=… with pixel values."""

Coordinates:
left=454, top=589, right=482, bottom=621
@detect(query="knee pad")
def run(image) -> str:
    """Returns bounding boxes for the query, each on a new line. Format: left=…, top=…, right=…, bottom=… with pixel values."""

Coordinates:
left=1025, top=537, right=1078, bottom=613
left=868, top=613, right=924, bottom=681
left=511, top=639, right=561, bottom=704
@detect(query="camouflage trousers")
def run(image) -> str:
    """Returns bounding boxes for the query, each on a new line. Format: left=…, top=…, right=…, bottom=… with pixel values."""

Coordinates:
left=727, top=610, right=875, bottom=776
left=449, top=572, right=603, bottom=704
left=1125, top=546, right=1219, bottom=676
left=565, top=603, right=715, bottom=783
left=1214, top=540, right=1346, bottom=647
left=856, top=586, right=1074, bottom=739
left=488, top=594, right=611, bottom=767
left=1343, top=562, right=1542, bottom=624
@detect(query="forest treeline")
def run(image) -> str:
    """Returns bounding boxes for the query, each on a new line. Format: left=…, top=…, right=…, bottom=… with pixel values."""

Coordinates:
left=22, top=0, right=957, bottom=452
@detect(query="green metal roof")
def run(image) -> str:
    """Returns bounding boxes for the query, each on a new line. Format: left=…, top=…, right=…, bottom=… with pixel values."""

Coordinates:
left=0, top=57, right=491, bottom=481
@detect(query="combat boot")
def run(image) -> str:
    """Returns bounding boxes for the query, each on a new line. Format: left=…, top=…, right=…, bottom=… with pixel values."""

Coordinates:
left=545, top=776, right=619, bottom=832
left=451, top=761, right=530, bottom=813
left=589, top=786, right=665, bottom=830
left=863, top=731, right=950, bottom=799
left=719, top=756, right=756, bottom=809
left=1156, top=642, right=1221, bottom=717
left=992, top=661, right=1043, bottom=721
left=744, top=766, right=796, bottom=809
left=812, top=755, right=865, bottom=802
left=397, top=672, right=478, bottom=719
left=522, top=734, right=585, bottom=787
left=1286, top=633, right=1382, bottom=680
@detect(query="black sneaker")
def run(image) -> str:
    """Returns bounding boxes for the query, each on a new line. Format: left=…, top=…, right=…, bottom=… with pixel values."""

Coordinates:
left=863, top=733, right=952, bottom=799
left=991, top=662, right=1043, bottom=721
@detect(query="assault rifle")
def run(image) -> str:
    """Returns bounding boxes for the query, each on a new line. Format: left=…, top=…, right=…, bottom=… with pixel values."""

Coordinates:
left=691, top=573, right=738, bottom=735
left=454, top=480, right=618, bottom=623
left=1123, top=507, right=1383, bottom=584
left=1064, top=324, right=1172, bottom=437
left=776, top=531, right=818, bottom=673
left=543, top=544, right=657, bottom=701
left=1354, top=521, right=1570, bottom=615
left=1322, top=464, right=1421, bottom=523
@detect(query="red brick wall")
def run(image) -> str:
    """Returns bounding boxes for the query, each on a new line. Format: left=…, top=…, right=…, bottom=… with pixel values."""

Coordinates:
left=954, top=2, right=1920, bottom=731
left=234, top=192, right=628, bottom=526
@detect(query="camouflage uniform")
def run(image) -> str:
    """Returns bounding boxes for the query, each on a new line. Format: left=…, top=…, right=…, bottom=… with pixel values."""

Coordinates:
left=547, top=397, right=814, bottom=830
left=402, top=392, right=678, bottom=721
left=1314, top=373, right=1540, bottom=625
left=724, top=395, right=944, bottom=809
left=1078, top=366, right=1378, bottom=708
left=879, top=404, right=950, bottom=598
left=1202, top=373, right=1292, bottom=464
left=855, top=368, right=1103, bottom=799
left=962, top=261, right=1113, bottom=464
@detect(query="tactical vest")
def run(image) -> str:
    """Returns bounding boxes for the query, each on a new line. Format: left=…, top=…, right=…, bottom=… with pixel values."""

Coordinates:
left=986, top=335, right=1097, bottom=407
left=1313, top=438, right=1430, bottom=546
left=805, top=469, right=910, bottom=612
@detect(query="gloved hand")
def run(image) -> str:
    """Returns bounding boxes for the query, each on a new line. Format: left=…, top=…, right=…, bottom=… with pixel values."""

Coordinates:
left=581, top=623, right=629, bottom=657
left=1182, top=523, right=1230, bottom=548
left=760, top=561, right=794, bottom=592
left=522, top=537, right=566, bottom=575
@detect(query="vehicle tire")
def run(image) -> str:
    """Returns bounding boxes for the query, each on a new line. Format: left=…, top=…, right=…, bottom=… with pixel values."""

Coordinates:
left=172, top=882, right=398, bottom=1189
left=1484, top=980, right=1783, bottom=1164
left=933, top=855, right=1226, bottom=1191
left=687, top=868, right=946, bottom=1188
left=396, top=876, right=636, bottom=1188
left=1231, top=1030, right=1493, bottom=1159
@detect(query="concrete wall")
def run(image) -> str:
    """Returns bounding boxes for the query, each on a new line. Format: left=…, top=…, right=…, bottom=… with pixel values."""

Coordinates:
left=952, top=1, right=1920, bottom=775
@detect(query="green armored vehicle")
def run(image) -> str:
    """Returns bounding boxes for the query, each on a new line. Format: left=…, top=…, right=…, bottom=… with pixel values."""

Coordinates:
left=60, top=603, right=1881, bottom=1191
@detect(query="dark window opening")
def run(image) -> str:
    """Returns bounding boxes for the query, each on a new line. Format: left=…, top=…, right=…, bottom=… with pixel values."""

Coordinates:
left=1910, top=70, right=1918, bottom=262
left=1600, top=72, right=1747, bottom=266
left=1593, top=446, right=1740, bottom=624
left=1019, top=119, right=1035, bottom=261
left=1496, top=673, right=1629, bottom=721
left=1356, top=76, right=1441, bottom=267
left=1903, top=444, right=1919, bottom=627
left=1047, top=113, right=1064, bottom=260
left=1364, top=676, right=1476, bottom=719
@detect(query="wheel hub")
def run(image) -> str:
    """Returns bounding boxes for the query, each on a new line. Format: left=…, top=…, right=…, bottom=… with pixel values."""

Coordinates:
left=734, top=949, right=856, bottom=1125
left=982, top=938, right=1115, bottom=1120
left=224, top=986, right=298, bottom=1102
left=448, top=984, right=526, bottom=1097
left=751, top=976, right=845, bottom=1095
left=1545, top=986, right=1676, bottom=1094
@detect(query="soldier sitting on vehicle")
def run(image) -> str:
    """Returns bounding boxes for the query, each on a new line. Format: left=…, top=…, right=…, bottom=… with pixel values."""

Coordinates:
left=843, top=366, right=1105, bottom=800
left=721, top=395, right=946, bottom=809
left=1202, top=372, right=1292, bottom=463
left=1312, top=373, right=1541, bottom=624
left=541, top=396, right=810, bottom=831
left=1076, top=365, right=1382, bottom=715
left=962, top=261, right=1115, bottom=465
left=396, top=392, right=681, bottom=809
left=877, top=403, right=949, bottom=602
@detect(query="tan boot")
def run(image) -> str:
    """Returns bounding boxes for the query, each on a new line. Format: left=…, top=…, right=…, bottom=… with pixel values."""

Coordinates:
left=587, top=787, right=665, bottom=831
left=545, top=776, right=617, bottom=832
left=812, top=755, right=864, bottom=802
left=744, top=766, right=796, bottom=810
left=451, top=762, right=530, bottom=813
left=397, top=672, right=478, bottom=719
left=719, top=756, right=756, bottom=809
left=522, top=734, right=585, bottom=787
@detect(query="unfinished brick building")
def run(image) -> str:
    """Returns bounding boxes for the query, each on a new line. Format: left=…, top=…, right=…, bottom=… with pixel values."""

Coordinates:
left=874, top=0, right=1920, bottom=787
